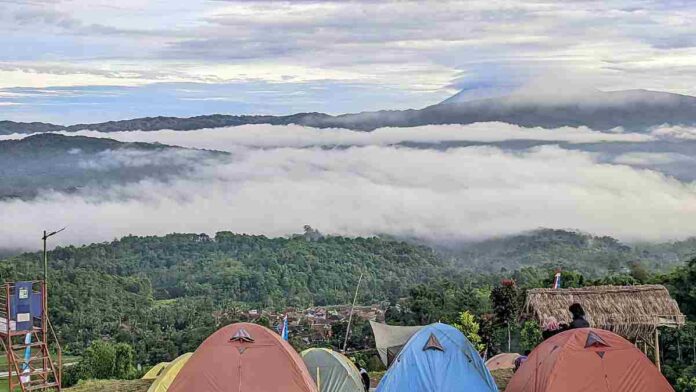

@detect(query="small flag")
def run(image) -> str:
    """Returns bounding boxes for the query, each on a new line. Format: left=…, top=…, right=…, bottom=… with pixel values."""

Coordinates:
left=280, top=315, right=289, bottom=341
left=553, top=271, right=562, bottom=289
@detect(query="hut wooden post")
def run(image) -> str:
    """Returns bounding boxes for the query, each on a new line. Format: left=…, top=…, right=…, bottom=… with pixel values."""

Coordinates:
left=654, top=328, right=661, bottom=372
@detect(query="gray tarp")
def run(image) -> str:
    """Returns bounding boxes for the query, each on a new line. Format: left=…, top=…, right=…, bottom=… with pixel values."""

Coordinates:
left=369, top=321, right=424, bottom=366
left=301, top=348, right=363, bottom=392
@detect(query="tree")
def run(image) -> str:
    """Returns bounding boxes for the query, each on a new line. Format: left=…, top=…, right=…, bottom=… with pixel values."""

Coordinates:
left=389, top=280, right=486, bottom=326
left=477, top=314, right=499, bottom=357
left=664, top=257, right=696, bottom=319
left=82, top=340, right=117, bottom=380
left=453, top=311, right=485, bottom=352
left=113, top=343, right=137, bottom=379
left=629, top=261, right=651, bottom=283
left=519, top=321, right=542, bottom=352
left=255, top=316, right=271, bottom=328
left=490, top=280, right=521, bottom=352
left=674, top=365, right=696, bottom=392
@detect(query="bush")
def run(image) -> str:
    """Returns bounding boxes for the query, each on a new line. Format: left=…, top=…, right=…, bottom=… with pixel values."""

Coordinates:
left=63, top=340, right=137, bottom=387
left=520, top=321, right=542, bottom=352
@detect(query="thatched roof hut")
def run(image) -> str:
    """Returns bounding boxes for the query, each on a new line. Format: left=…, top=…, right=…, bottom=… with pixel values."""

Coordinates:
left=523, top=285, right=685, bottom=341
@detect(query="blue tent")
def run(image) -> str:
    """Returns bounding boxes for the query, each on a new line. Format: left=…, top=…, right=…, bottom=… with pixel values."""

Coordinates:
left=376, top=323, right=498, bottom=392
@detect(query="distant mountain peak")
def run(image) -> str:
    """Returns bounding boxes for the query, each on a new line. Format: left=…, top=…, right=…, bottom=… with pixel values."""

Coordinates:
left=2, top=89, right=695, bottom=134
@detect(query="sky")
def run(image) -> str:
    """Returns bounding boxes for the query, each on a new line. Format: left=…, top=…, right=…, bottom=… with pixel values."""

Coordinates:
left=1, top=0, right=695, bottom=124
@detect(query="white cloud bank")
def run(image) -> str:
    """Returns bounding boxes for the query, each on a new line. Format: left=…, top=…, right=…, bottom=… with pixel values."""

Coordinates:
left=0, top=122, right=655, bottom=148
left=1, top=142, right=696, bottom=250
left=650, top=125, right=696, bottom=140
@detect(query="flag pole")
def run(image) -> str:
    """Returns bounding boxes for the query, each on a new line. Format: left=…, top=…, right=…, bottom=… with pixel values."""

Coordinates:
left=342, top=272, right=363, bottom=353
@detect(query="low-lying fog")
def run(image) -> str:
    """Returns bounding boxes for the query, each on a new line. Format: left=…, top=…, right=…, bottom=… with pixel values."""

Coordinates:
left=1, top=122, right=696, bottom=250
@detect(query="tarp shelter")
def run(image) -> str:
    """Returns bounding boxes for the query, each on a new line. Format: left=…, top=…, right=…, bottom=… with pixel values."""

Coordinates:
left=376, top=323, right=498, bottom=392
left=147, top=353, right=192, bottom=392
left=168, top=322, right=318, bottom=392
left=301, top=348, right=363, bottom=392
left=141, top=362, right=170, bottom=380
left=505, top=328, right=674, bottom=392
left=486, top=353, right=520, bottom=371
left=369, top=321, right=423, bottom=366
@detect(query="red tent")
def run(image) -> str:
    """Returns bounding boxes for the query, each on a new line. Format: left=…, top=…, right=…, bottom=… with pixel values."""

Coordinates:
left=169, top=322, right=318, bottom=392
left=506, top=328, right=674, bottom=392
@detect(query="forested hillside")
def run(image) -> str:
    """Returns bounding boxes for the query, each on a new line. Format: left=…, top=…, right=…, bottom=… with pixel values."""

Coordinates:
left=442, top=229, right=696, bottom=274
left=0, top=232, right=452, bottom=361
left=0, top=133, right=224, bottom=199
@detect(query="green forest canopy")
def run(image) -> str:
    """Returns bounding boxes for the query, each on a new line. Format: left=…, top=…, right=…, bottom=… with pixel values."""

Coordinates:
left=1, top=230, right=695, bottom=390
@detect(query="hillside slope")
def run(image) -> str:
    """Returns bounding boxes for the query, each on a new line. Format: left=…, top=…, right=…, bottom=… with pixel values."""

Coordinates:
left=443, top=229, right=696, bottom=274
left=0, top=232, right=452, bottom=360
left=0, top=133, right=224, bottom=199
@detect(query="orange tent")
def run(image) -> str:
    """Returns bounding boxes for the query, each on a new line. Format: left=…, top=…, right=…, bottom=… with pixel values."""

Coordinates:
left=168, top=323, right=318, bottom=392
left=505, top=328, right=674, bottom=392
left=485, top=353, right=520, bottom=371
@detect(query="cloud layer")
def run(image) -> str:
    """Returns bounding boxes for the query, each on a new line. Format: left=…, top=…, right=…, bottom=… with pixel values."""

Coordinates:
left=2, top=126, right=696, bottom=250
left=0, top=122, right=655, bottom=147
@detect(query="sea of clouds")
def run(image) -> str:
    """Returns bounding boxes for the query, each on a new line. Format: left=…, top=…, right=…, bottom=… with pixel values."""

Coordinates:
left=2, top=122, right=696, bottom=250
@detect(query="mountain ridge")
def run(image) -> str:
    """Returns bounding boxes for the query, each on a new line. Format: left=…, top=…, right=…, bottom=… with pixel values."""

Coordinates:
left=0, top=133, right=225, bottom=199
left=2, top=89, right=695, bottom=134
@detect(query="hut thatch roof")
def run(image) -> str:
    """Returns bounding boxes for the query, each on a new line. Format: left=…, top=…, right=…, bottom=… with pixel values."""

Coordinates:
left=524, top=285, right=685, bottom=340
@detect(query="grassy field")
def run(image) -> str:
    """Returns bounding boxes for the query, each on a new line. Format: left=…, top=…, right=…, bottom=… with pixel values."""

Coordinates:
left=0, top=354, right=81, bottom=392
left=491, top=368, right=514, bottom=390
left=66, top=380, right=152, bottom=392
left=0, top=354, right=80, bottom=373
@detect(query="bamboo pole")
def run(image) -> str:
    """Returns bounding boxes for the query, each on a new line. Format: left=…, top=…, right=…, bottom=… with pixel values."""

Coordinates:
left=342, top=272, right=363, bottom=353
left=654, top=328, right=661, bottom=372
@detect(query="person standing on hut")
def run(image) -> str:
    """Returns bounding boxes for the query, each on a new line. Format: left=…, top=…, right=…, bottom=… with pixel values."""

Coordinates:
left=568, top=303, right=590, bottom=329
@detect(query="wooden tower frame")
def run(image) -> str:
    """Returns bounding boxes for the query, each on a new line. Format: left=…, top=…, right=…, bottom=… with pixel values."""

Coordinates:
left=0, top=281, right=62, bottom=391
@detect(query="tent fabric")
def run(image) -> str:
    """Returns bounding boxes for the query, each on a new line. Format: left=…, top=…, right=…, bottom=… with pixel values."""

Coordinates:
left=301, top=348, right=364, bottom=392
left=485, top=353, right=520, bottom=371
left=147, top=353, right=192, bottom=392
left=168, top=322, right=318, bottom=392
left=369, top=321, right=424, bottom=366
left=141, top=362, right=170, bottom=380
left=376, top=323, right=498, bottom=392
left=505, top=328, right=674, bottom=392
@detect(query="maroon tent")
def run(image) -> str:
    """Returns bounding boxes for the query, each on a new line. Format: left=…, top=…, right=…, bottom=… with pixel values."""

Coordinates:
left=169, top=322, right=318, bottom=392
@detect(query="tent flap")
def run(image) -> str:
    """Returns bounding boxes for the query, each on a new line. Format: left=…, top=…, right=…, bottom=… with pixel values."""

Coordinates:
left=369, top=321, right=424, bottom=366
